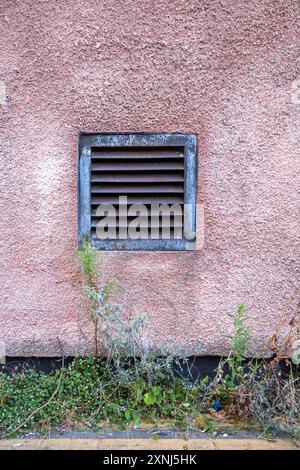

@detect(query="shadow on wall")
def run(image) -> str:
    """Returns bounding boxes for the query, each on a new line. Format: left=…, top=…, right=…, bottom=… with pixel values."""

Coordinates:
left=0, top=356, right=294, bottom=380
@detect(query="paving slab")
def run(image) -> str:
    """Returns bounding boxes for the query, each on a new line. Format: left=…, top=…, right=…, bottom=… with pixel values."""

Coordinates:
left=0, top=438, right=299, bottom=450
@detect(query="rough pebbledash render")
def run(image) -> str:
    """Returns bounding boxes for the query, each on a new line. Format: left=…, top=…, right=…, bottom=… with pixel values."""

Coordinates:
left=0, top=0, right=299, bottom=356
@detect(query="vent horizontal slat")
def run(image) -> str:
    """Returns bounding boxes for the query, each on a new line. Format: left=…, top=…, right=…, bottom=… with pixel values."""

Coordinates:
left=91, top=195, right=184, bottom=205
left=91, top=220, right=183, bottom=228
left=91, top=231, right=183, bottom=241
left=91, top=206, right=184, bottom=217
left=91, top=162, right=184, bottom=171
left=92, top=149, right=184, bottom=159
left=91, top=173, right=184, bottom=183
left=91, top=183, right=184, bottom=194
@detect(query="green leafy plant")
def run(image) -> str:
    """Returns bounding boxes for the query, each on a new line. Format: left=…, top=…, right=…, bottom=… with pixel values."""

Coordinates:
left=77, top=237, right=116, bottom=356
left=143, top=386, right=163, bottom=406
left=78, top=237, right=97, bottom=287
left=201, top=414, right=215, bottom=433
left=225, top=304, right=250, bottom=388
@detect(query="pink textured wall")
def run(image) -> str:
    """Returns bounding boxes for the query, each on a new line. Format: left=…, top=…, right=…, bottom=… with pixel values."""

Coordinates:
left=0, top=0, right=299, bottom=356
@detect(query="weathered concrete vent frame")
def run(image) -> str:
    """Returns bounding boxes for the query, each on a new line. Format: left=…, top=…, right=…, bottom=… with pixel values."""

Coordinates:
left=78, top=133, right=197, bottom=251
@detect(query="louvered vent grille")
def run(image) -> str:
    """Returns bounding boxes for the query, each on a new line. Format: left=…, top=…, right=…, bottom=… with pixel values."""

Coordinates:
left=90, top=147, right=185, bottom=240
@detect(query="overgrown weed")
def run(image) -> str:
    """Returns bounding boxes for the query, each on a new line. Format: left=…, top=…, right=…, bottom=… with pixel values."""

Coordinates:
left=0, top=240, right=299, bottom=438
